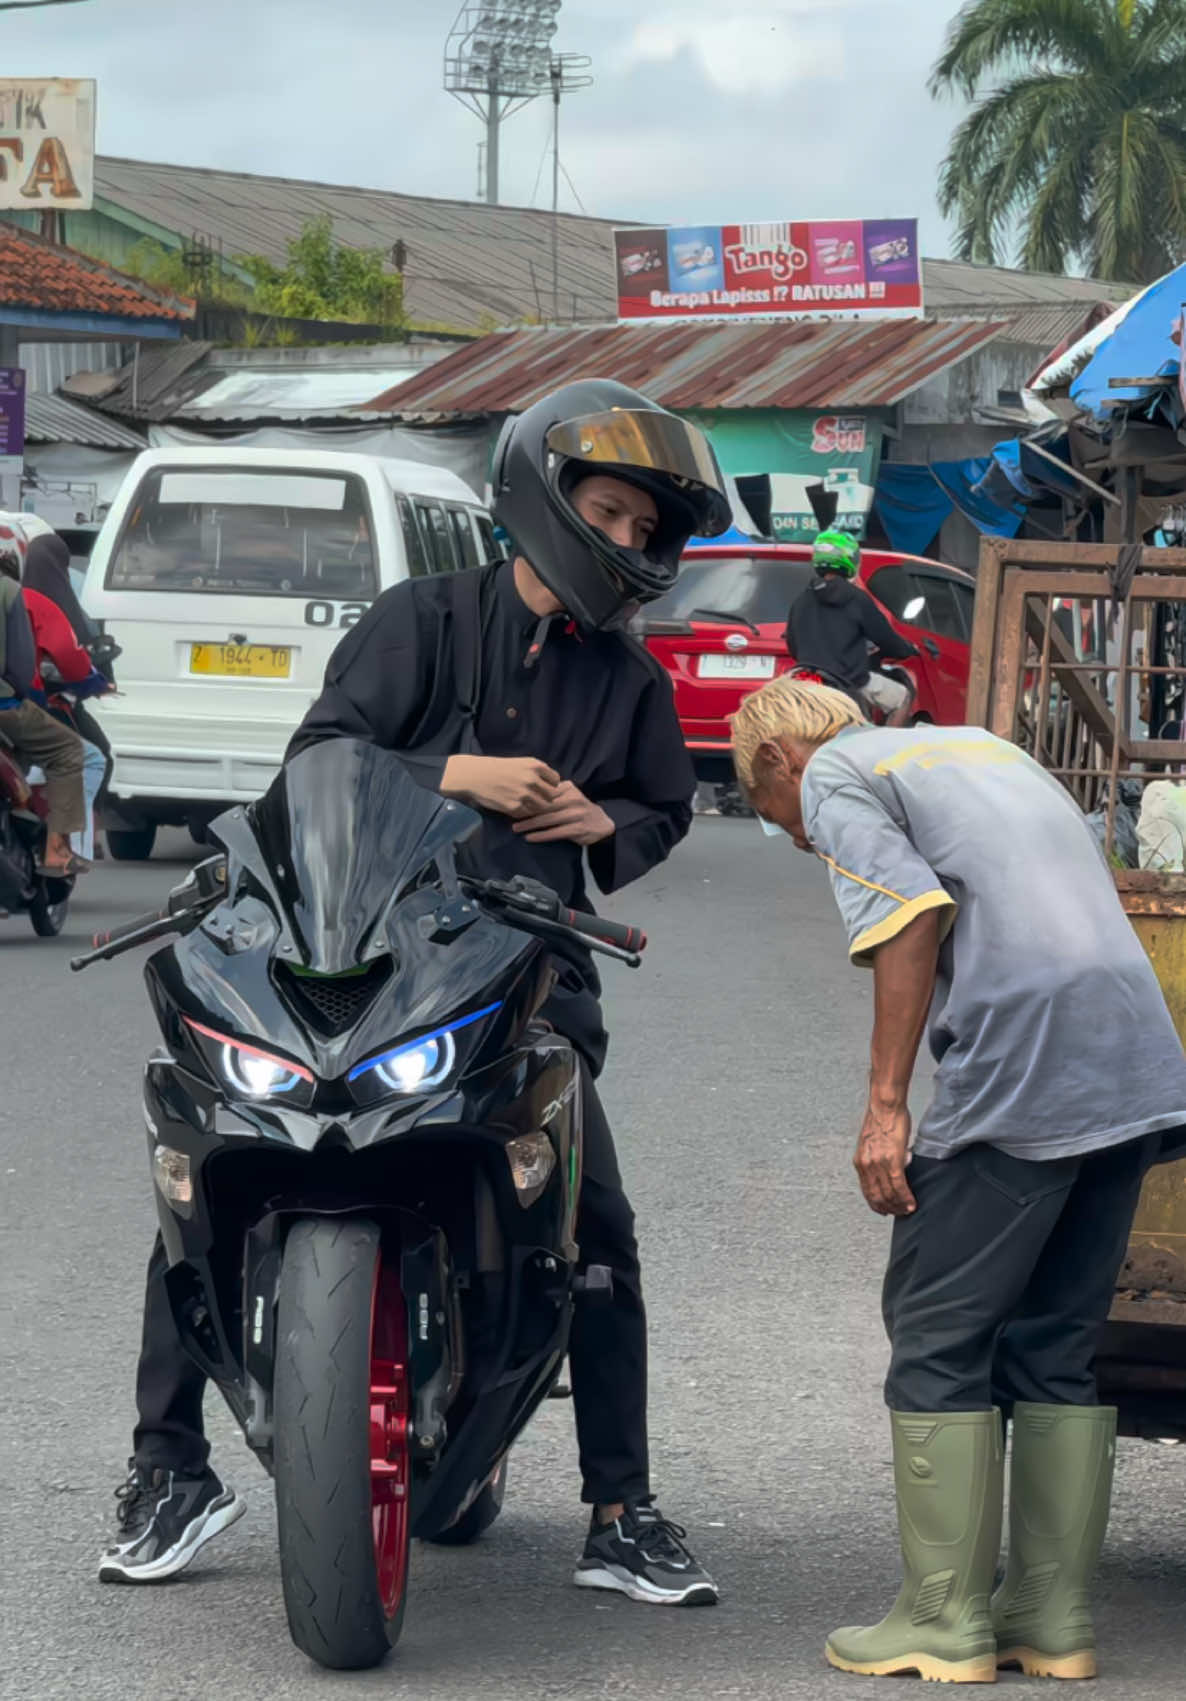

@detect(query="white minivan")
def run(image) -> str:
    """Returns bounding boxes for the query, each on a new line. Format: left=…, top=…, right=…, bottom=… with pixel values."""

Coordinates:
left=82, top=446, right=497, bottom=859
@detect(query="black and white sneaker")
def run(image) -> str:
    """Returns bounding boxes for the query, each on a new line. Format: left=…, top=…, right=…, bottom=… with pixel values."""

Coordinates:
left=98, top=1464, right=246, bottom=1583
left=573, top=1502, right=718, bottom=1606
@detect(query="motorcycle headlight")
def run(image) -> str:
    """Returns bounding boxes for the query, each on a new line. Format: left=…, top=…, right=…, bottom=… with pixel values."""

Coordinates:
left=373, top=1029, right=455, bottom=1094
left=184, top=1017, right=314, bottom=1102
left=348, top=1001, right=502, bottom=1102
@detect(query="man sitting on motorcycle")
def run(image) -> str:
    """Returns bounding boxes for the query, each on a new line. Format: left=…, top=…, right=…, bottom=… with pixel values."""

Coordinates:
left=0, top=540, right=87, bottom=877
left=785, top=529, right=918, bottom=726
left=101, top=380, right=727, bottom=1608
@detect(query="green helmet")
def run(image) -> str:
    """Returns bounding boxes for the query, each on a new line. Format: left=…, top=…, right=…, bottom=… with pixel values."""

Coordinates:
left=812, top=528, right=860, bottom=577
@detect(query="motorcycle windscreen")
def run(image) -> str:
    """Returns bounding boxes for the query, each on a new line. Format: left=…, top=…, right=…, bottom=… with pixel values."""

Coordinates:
left=256, top=740, right=481, bottom=973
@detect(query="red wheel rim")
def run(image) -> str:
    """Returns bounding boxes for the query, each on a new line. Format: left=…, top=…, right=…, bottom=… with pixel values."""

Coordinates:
left=369, top=1248, right=409, bottom=1620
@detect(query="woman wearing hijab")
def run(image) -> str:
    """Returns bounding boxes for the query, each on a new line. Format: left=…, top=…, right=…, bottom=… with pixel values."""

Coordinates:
left=22, top=526, right=98, bottom=645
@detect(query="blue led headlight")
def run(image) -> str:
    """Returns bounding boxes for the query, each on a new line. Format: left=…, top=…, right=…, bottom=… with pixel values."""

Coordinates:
left=348, top=1002, right=502, bottom=1100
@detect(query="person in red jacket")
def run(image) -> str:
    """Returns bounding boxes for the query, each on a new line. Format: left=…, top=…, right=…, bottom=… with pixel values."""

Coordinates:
left=19, top=563, right=109, bottom=862
left=23, top=578, right=99, bottom=691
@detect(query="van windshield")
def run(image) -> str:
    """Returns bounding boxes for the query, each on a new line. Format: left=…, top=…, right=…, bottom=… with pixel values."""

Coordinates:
left=105, top=466, right=378, bottom=598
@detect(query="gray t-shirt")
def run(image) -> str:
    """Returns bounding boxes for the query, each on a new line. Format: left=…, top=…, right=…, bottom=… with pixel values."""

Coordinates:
left=800, top=723, right=1186, bottom=1161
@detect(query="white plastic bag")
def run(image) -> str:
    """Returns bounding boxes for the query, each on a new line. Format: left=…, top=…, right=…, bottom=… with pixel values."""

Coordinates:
left=1138, top=780, right=1186, bottom=871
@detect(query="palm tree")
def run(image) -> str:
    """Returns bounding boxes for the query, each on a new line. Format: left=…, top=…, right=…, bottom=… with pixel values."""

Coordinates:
left=931, top=0, right=1186, bottom=283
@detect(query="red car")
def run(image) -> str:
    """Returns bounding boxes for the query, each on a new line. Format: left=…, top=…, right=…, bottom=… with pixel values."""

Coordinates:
left=638, top=543, right=976, bottom=782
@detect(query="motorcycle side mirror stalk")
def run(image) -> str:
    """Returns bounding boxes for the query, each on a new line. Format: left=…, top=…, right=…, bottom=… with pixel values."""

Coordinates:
left=423, top=841, right=485, bottom=943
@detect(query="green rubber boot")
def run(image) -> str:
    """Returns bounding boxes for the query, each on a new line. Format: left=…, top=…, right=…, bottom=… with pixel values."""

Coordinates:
left=825, top=1410, right=1003, bottom=1684
left=992, top=1403, right=1117, bottom=1680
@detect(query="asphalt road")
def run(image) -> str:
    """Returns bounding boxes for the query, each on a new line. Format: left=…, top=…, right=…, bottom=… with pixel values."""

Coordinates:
left=3, top=820, right=1185, bottom=1701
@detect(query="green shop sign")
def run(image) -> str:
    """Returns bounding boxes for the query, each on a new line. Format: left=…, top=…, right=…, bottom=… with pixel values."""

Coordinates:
left=684, top=409, right=884, bottom=543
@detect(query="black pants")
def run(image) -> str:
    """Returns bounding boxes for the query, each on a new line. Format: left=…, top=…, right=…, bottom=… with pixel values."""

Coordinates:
left=132, top=1069, right=649, bottom=1507
left=882, top=1135, right=1158, bottom=1413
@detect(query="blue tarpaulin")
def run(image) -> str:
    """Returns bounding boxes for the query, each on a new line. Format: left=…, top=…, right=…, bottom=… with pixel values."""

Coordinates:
left=872, top=464, right=954, bottom=555
left=932, top=457, right=1025, bottom=536
left=1069, top=263, right=1186, bottom=419
left=873, top=456, right=1025, bottom=552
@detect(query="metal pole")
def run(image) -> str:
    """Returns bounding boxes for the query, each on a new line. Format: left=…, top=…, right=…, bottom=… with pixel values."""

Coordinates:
left=485, top=68, right=500, bottom=204
left=551, top=60, right=563, bottom=323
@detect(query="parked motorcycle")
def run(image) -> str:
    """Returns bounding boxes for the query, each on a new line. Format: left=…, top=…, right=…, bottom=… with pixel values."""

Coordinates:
left=0, top=733, right=74, bottom=935
left=73, top=740, right=646, bottom=1670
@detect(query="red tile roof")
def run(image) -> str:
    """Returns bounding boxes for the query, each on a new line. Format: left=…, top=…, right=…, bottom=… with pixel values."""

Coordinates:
left=367, top=317, right=1011, bottom=416
left=0, top=222, right=194, bottom=322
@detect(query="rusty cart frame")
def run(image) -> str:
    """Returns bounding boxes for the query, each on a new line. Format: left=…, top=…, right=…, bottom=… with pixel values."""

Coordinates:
left=969, top=536, right=1186, bottom=1438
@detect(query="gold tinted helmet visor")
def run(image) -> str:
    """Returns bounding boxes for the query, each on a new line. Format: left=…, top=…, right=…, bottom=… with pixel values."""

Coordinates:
left=545, top=409, right=731, bottom=538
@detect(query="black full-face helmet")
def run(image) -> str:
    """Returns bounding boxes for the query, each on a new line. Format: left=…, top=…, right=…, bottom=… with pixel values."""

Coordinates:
left=490, top=378, right=731, bottom=632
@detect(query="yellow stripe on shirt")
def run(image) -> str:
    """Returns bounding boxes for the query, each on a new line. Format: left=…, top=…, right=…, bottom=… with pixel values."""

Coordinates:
left=850, top=889, right=959, bottom=968
left=816, top=852, right=910, bottom=906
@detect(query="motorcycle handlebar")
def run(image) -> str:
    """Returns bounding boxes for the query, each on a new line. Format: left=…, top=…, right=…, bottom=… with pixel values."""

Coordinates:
left=556, top=907, right=646, bottom=954
left=89, top=908, right=169, bottom=952
left=70, top=857, right=229, bottom=972
left=463, top=876, right=647, bottom=962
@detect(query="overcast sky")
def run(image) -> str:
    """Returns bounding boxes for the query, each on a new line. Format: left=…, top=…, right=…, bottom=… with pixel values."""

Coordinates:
left=5, top=0, right=971, bottom=255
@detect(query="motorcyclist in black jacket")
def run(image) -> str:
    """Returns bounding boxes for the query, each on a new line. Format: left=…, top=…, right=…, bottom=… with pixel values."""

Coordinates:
left=786, top=529, right=918, bottom=725
left=100, top=380, right=733, bottom=1610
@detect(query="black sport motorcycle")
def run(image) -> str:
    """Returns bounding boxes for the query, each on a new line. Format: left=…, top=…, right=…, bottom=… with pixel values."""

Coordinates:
left=74, top=740, right=646, bottom=1670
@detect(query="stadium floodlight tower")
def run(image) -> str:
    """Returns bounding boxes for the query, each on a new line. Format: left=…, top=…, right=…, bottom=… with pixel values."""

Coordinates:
left=444, top=0, right=562, bottom=205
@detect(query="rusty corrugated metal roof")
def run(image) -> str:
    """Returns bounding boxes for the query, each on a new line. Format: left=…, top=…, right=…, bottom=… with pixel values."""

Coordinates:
left=364, top=318, right=1011, bottom=418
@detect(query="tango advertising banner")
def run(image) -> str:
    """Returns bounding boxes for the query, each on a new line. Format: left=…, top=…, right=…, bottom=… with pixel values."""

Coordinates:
left=614, top=220, right=921, bottom=321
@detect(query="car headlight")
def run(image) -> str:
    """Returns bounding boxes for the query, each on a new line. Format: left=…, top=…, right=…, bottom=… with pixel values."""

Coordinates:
left=348, top=1001, right=502, bottom=1102
left=184, top=1017, right=314, bottom=1102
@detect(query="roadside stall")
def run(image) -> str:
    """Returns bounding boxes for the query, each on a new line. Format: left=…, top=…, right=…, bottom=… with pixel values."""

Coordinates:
left=959, top=258, right=1186, bottom=1436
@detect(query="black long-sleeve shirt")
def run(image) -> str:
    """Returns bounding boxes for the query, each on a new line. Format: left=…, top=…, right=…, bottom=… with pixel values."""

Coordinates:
left=785, top=574, right=917, bottom=690
left=288, top=562, right=695, bottom=1072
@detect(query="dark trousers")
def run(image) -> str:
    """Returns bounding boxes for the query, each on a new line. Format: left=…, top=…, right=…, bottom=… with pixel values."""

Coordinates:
left=882, top=1134, right=1158, bottom=1413
left=132, top=1069, right=650, bottom=1507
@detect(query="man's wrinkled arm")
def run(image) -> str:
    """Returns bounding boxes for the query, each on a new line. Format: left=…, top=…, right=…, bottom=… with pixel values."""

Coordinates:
left=869, top=908, right=940, bottom=1110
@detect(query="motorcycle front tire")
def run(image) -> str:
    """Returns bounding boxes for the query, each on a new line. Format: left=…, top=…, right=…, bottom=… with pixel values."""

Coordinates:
left=274, top=1217, right=410, bottom=1670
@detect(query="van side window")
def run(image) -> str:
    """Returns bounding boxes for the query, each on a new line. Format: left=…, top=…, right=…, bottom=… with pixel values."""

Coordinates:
left=414, top=501, right=459, bottom=575
left=475, top=514, right=500, bottom=564
left=395, top=493, right=430, bottom=578
left=447, top=505, right=479, bottom=570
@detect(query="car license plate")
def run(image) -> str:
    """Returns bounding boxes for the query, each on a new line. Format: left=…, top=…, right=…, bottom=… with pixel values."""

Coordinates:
left=697, top=654, right=776, bottom=680
left=189, top=642, right=292, bottom=679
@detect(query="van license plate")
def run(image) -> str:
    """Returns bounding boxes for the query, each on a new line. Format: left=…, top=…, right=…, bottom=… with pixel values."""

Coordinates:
left=190, top=643, right=292, bottom=678
left=697, top=654, right=776, bottom=679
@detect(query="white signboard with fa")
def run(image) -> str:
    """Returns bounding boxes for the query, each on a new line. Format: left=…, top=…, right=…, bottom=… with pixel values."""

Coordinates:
left=0, top=78, right=95, bottom=210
